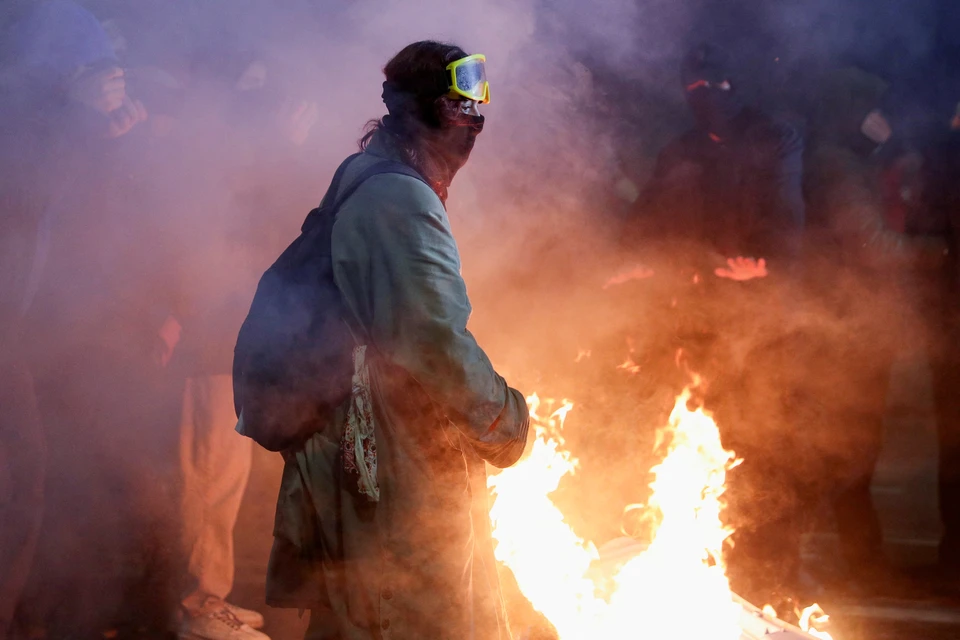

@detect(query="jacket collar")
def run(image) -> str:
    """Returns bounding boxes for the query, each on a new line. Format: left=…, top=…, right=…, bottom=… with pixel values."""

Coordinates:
left=364, top=130, right=407, bottom=165
left=363, top=129, right=446, bottom=204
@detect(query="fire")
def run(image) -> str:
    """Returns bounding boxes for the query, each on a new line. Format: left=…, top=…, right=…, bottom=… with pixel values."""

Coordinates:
left=616, top=358, right=642, bottom=374
left=603, top=264, right=655, bottom=289
left=489, top=381, right=743, bottom=639
left=799, top=604, right=834, bottom=640
left=758, top=602, right=835, bottom=640
left=488, top=394, right=603, bottom=638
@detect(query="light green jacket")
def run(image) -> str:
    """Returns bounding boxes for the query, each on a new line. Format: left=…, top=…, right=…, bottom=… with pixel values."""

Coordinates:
left=265, top=132, right=529, bottom=640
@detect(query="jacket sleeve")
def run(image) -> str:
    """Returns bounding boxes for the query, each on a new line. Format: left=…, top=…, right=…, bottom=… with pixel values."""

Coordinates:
left=752, top=121, right=806, bottom=260
left=635, top=141, right=691, bottom=215
left=333, top=179, right=529, bottom=468
left=625, top=140, right=697, bottom=243
left=769, top=122, right=806, bottom=230
left=808, top=146, right=915, bottom=267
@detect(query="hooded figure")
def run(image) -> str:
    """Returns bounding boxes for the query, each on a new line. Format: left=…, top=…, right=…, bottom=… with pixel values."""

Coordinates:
left=632, top=42, right=805, bottom=260
left=904, top=75, right=960, bottom=590
left=262, top=41, right=528, bottom=640
left=0, top=2, right=127, bottom=636
left=6, top=0, right=116, bottom=79
left=798, top=66, right=948, bottom=595
left=804, top=67, right=931, bottom=266
left=619, top=43, right=809, bottom=605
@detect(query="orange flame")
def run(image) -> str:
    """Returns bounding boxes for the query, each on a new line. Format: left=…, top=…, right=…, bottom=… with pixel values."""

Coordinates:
left=489, top=382, right=744, bottom=639
left=488, top=394, right=602, bottom=637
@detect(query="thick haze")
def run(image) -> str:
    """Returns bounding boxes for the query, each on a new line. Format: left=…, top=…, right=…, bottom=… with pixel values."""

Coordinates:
left=39, top=0, right=948, bottom=547
left=3, top=0, right=948, bottom=629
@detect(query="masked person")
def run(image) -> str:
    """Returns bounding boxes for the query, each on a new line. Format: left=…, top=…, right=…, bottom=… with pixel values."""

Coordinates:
left=258, top=41, right=529, bottom=640
left=0, top=80, right=52, bottom=640
left=621, top=43, right=806, bottom=605
left=800, top=66, right=945, bottom=596
left=167, top=45, right=330, bottom=640
left=906, top=92, right=960, bottom=596
left=0, top=2, right=152, bottom=636
left=633, top=43, right=805, bottom=256
left=624, top=42, right=805, bottom=393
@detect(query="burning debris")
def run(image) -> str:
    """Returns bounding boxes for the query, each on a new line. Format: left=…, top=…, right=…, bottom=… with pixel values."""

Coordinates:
left=603, top=264, right=656, bottom=290
left=741, top=599, right=834, bottom=639
left=616, top=358, right=642, bottom=374
left=488, top=378, right=834, bottom=640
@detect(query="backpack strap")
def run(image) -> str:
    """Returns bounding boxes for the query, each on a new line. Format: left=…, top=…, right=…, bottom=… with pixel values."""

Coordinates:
left=325, top=160, right=427, bottom=352
left=301, top=153, right=361, bottom=232
left=318, top=152, right=362, bottom=209
left=328, top=160, right=427, bottom=213
left=301, top=155, right=426, bottom=232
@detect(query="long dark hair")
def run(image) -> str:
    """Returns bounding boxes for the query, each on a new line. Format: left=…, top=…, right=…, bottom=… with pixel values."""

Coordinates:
left=359, top=40, right=466, bottom=154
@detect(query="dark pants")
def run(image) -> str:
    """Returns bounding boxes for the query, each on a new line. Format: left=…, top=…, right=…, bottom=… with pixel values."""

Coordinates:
left=0, top=351, right=46, bottom=639
left=830, top=412, right=886, bottom=577
left=23, top=345, right=181, bottom=636
left=932, top=323, right=960, bottom=571
left=725, top=325, right=889, bottom=601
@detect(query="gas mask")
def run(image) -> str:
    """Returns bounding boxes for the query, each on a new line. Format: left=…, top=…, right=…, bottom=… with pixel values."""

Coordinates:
left=378, top=54, right=491, bottom=195
left=418, top=106, right=482, bottom=185
left=445, top=101, right=485, bottom=166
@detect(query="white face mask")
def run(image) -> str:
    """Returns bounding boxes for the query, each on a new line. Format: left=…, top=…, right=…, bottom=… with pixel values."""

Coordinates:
left=860, top=108, right=893, bottom=145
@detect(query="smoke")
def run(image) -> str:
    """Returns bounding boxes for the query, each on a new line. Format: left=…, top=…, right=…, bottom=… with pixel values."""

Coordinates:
left=0, top=0, right=947, bottom=633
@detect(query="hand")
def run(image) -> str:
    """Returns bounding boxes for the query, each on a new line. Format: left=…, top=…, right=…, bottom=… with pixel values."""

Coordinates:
left=105, top=95, right=148, bottom=138
left=603, top=264, right=655, bottom=289
left=714, top=256, right=768, bottom=281
left=68, top=66, right=126, bottom=114
left=860, top=109, right=892, bottom=145
left=156, top=315, right=182, bottom=367
left=276, top=99, right=319, bottom=146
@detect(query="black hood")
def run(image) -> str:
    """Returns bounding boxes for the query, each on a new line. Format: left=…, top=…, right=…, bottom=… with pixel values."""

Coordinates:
left=681, top=43, right=744, bottom=134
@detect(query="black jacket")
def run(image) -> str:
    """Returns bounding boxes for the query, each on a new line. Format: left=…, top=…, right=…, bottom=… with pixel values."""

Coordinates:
left=917, top=131, right=960, bottom=297
left=632, top=107, right=805, bottom=261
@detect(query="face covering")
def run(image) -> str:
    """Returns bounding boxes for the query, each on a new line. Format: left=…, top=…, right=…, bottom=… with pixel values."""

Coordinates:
left=686, top=86, right=742, bottom=136
left=434, top=112, right=484, bottom=177
left=452, top=113, right=484, bottom=158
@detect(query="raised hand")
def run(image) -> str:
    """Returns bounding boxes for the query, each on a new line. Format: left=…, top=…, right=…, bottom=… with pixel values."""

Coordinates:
left=69, top=65, right=126, bottom=114
left=105, top=95, right=148, bottom=138
left=276, top=99, right=320, bottom=146
left=156, top=315, right=182, bottom=367
left=714, top=256, right=768, bottom=281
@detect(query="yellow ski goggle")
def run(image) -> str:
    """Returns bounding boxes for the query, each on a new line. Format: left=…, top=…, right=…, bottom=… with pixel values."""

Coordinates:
left=446, top=54, right=490, bottom=104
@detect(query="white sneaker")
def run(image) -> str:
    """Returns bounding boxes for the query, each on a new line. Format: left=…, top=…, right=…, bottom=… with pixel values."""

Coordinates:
left=179, top=606, right=271, bottom=640
left=224, top=603, right=265, bottom=630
